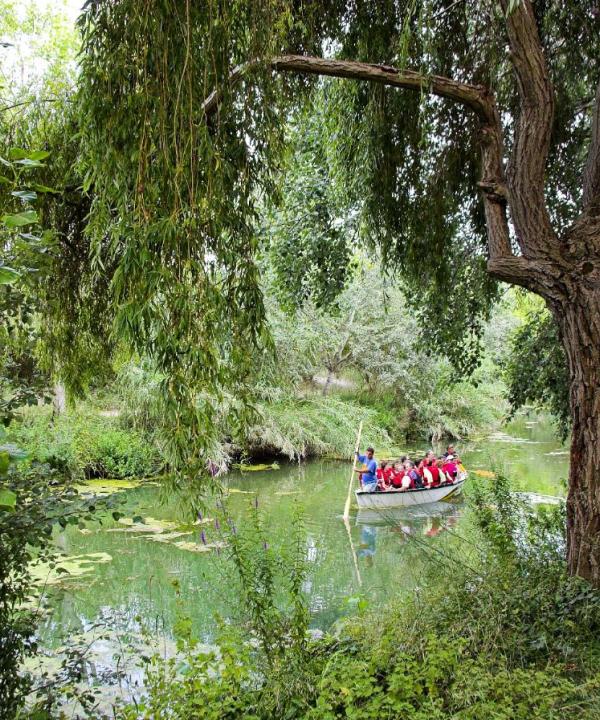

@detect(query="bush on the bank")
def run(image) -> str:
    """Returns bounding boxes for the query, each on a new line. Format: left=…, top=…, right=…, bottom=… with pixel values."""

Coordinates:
left=117, top=476, right=600, bottom=720
left=245, top=396, right=391, bottom=459
left=7, top=406, right=160, bottom=480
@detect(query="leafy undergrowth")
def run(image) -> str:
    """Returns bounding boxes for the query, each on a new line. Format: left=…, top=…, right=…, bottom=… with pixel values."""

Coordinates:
left=7, top=405, right=161, bottom=480
left=109, top=476, right=600, bottom=720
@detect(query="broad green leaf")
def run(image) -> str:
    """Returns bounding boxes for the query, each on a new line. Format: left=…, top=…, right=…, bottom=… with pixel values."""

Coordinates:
left=2, top=210, right=38, bottom=227
left=0, top=176, right=12, bottom=185
left=0, top=267, right=20, bottom=284
left=27, top=150, right=50, bottom=161
left=8, top=147, right=28, bottom=160
left=11, top=189, right=37, bottom=202
left=0, top=452, right=9, bottom=474
left=0, top=487, right=17, bottom=511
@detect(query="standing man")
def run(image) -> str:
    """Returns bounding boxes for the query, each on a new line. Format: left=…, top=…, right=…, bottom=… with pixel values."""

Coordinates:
left=355, top=446, right=378, bottom=492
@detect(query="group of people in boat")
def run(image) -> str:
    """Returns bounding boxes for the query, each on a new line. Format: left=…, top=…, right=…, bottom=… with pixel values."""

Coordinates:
left=355, top=445, right=463, bottom=493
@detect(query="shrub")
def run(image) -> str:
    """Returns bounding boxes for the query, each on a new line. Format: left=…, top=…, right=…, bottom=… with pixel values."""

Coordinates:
left=7, top=405, right=160, bottom=480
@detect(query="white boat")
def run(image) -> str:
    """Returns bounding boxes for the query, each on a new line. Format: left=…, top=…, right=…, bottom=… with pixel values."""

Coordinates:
left=355, top=477, right=466, bottom=509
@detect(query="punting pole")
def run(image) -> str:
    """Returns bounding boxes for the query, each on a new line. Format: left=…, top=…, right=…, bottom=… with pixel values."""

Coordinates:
left=343, top=421, right=363, bottom=521
left=343, top=515, right=362, bottom=586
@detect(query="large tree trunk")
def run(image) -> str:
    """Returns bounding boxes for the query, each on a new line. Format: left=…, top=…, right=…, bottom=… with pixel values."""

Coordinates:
left=559, top=289, right=600, bottom=583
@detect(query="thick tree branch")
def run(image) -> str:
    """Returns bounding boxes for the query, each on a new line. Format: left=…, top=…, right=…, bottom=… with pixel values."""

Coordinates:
left=203, top=54, right=517, bottom=278
left=203, top=56, right=497, bottom=125
left=500, top=0, right=558, bottom=257
left=487, top=254, right=565, bottom=299
left=583, top=79, right=600, bottom=212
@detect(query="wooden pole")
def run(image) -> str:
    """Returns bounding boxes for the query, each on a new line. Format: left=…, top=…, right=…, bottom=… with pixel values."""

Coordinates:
left=343, top=421, right=363, bottom=520
left=343, top=516, right=362, bottom=586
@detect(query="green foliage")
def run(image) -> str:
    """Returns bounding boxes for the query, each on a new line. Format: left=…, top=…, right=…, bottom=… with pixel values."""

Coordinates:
left=247, top=396, right=390, bottom=460
left=264, top=100, right=355, bottom=311
left=8, top=405, right=160, bottom=480
left=118, top=484, right=600, bottom=720
left=504, top=307, right=570, bottom=439
left=0, top=428, right=120, bottom=718
left=0, top=146, right=55, bottom=424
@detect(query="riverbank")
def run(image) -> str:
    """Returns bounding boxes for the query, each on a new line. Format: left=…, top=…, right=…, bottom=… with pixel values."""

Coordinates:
left=7, top=375, right=507, bottom=482
left=20, top=418, right=574, bottom=717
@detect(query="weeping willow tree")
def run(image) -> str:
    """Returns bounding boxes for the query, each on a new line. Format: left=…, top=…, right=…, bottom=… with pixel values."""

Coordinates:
left=73, top=1, right=600, bottom=582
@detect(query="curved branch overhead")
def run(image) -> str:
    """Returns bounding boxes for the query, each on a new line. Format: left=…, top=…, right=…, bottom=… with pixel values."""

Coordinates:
left=203, top=54, right=514, bottom=281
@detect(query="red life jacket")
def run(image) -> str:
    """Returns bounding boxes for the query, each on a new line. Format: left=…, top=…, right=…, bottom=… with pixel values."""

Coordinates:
left=390, top=470, right=405, bottom=488
left=429, top=466, right=441, bottom=486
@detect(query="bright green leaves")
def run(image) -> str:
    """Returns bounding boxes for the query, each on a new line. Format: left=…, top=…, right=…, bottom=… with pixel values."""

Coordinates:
left=265, top=104, right=354, bottom=312
left=0, top=487, right=17, bottom=511
left=2, top=209, right=38, bottom=227
left=0, top=451, right=9, bottom=475
left=0, top=266, right=20, bottom=284
left=76, top=0, right=303, bottom=491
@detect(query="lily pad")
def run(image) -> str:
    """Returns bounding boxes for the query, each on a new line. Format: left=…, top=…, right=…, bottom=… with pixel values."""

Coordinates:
left=30, top=552, right=112, bottom=586
left=74, top=478, right=144, bottom=496
left=107, top=516, right=179, bottom=534
left=234, top=463, right=280, bottom=472
left=137, top=531, right=193, bottom=543
left=173, top=540, right=225, bottom=553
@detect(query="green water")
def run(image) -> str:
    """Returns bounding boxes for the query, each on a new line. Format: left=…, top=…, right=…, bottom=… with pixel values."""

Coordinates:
left=34, top=415, right=568, bottom=700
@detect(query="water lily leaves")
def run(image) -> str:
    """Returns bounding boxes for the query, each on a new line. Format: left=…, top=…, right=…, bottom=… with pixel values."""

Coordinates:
left=472, top=470, right=495, bottom=478
left=107, top=516, right=179, bottom=533
left=234, top=463, right=280, bottom=472
left=30, top=552, right=112, bottom=586
left=173, top=540, right=225, bottom=553
left=138, top=531, right=193, bottom=543
left=74, top=478, right=143, bottom=496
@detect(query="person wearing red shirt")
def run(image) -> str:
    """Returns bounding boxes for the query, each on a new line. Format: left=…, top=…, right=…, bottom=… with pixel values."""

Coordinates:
left=376, top=461, right=393, bottom=490
left=390, top=461, right=405, bottom=489
left=442, top=455, right=458, bottom=483
left=425, top=462, right=442, bottom=487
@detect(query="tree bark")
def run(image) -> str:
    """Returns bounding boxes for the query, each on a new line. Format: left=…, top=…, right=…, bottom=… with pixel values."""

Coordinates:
left=557, top=286, right=600, bottom=583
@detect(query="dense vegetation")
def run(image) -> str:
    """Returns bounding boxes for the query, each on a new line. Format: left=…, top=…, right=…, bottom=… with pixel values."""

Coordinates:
left=2, top=2, right=600, bottom=719
left=112, top=479, right=600, bottom=720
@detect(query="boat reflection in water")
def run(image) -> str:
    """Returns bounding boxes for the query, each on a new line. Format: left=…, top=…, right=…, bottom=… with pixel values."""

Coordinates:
left=355, top=502, right=462, bottom=556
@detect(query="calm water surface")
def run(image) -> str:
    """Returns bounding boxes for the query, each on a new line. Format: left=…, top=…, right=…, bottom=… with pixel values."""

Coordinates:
left=34, top=416, right=569, bottom=702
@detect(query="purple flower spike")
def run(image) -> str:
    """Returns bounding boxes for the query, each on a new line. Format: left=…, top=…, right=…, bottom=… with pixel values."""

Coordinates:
left=263, top=541, right=268, bottom=551
left=197, top=510, right=203, bottom=521
left=254, top=496, right=259, bottom=509
left=215, top=518, right=220, bottom=530
left=201, top=530, right=207, bottom=545
left=232, top=525, right=237, bottom=535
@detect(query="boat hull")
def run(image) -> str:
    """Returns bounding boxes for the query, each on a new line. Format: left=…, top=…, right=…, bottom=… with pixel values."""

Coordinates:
left=355, top=478, right=465, bottom=509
